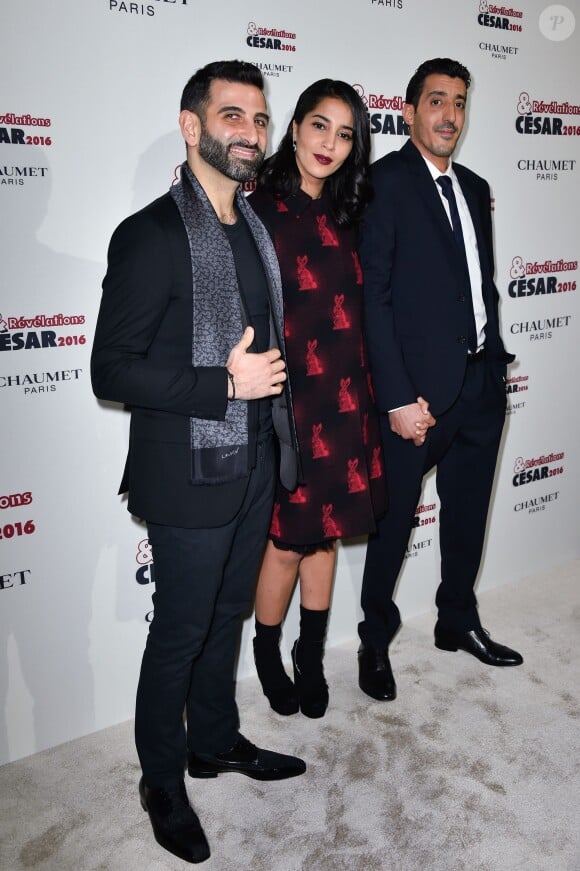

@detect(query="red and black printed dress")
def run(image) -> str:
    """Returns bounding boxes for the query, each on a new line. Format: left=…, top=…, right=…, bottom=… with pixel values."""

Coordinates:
left=249, top=187, right=387, bottom=549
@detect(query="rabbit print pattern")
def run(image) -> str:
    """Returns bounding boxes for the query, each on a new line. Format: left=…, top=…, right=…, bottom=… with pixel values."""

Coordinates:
left=248, top=187, right=387, bottom=547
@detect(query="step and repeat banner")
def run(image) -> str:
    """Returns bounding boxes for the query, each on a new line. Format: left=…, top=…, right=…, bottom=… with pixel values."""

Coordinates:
left=1, top=0, right=578, bottom=763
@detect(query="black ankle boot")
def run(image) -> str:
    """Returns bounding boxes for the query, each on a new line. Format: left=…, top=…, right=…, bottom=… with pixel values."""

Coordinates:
left=253, top=623, right=299, bottom=716
left=291, top=636, right=329, bottom=719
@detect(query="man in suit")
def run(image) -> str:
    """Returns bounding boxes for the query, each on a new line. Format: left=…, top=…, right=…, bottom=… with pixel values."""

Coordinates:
left=357, top=58, right=523, bottom=703
left=91, top=60, right=304, bottom=864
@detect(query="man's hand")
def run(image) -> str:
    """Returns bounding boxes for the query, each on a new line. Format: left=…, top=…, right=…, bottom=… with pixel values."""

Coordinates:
left=226, top=327, right=286, bottom=400
left=388, top=396, right=436, bottom=446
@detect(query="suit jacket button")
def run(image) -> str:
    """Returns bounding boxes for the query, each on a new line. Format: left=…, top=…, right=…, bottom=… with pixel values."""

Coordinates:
left=458, top=335, right=467, bottom=344
left=457, top=294, right=466, bottom=302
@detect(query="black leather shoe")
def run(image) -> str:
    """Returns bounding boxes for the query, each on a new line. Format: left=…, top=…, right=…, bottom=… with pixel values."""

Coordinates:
left=434, top=622, right=523, bottom=666
left=291, top=639, right=329, bottom=718
left=139, top=777, right=210, bottom=864
left=187, top=733, right=306, bottom=781
left=358, top=644, right=397, bottom=701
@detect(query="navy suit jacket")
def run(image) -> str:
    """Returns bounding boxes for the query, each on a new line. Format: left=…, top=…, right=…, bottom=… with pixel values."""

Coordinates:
left=360, top=140, right=513, bottom=418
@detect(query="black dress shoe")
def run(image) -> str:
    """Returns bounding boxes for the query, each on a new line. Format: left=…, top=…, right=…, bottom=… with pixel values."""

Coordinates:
left=358, top=644, right=397, bottom=701
left=291, top=639, right=329, bottom=718
left=139, top=777, right=210, bottom=864
left=187, top=733, right=306, bottom=781
left=434, top=622, right=524, bottom=666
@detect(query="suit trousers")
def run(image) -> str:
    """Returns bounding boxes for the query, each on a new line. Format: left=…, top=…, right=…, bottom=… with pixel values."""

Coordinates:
left=359, top=355, right=506, bottom=649
left=135, top=435, right=275, bottom=788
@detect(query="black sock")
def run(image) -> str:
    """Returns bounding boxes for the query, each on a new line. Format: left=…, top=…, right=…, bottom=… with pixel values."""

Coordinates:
left=254, top=619, right=282, bottom=647
left=298, top=605, right=329, bottom=643
left=254, top=620, right=292, bottom=691
left=297, top=606, right=329, bottom=674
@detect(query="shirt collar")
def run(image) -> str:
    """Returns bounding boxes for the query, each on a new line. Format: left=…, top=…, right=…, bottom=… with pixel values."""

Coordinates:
left=419, top=153, right=456, bottom=186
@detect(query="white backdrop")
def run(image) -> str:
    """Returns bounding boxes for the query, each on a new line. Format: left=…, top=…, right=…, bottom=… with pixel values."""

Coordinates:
left=1, top=0, right=578, bottom=764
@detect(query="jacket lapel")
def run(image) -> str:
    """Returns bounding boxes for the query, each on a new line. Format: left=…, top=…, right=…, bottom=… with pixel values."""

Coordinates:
left=401, top=140, right=466, bottom=279
left=453, top=166, right=492, bottom=279
left=401, top=141, right=457, bottom=246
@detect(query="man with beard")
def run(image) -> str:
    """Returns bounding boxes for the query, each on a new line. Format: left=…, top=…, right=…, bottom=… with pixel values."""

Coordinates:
left=91, top=61, right=304, bottom=865
left=357, top=58, right=522, bottom=704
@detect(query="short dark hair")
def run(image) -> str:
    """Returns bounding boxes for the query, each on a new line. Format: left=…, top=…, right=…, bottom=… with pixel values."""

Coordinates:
left=180, top=60, right=264, bottom=117
left=257, top=79, right=371, bottom=227
left=405, top=58, right=471, bottom=109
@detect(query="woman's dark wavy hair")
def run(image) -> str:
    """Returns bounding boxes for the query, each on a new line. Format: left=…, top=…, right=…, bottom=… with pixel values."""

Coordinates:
left=257, top=79, right=371, bottom=227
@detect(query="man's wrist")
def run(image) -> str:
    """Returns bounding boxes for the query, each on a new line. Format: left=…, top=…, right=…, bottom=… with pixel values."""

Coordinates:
left=226, top=369, right=236, bottom=401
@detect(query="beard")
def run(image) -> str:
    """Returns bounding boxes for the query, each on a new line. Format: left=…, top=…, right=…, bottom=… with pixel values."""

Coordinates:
left=198, top=125, right=265, bottom=182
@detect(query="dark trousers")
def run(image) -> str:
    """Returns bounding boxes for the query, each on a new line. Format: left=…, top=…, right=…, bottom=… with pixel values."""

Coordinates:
left=135, top=436, right=275, bottom=788
left=359, top=356, right=506, bottom=649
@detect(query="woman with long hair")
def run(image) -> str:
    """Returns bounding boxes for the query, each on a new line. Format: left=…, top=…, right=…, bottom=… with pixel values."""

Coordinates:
left=249, top=80, right=386, bottom=718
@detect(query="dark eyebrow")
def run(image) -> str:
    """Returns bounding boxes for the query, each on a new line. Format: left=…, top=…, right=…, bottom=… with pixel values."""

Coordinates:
left=426, top=90, right=466, bottom=101
left=311, top=113, right=354, bottom=132
left=217, top=105, right=270, bottom=123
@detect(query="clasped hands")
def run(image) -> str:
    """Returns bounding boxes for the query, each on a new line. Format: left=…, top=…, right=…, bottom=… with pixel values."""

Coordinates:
left=388, top=396, right=436, bottom=446
left=226, top=327, right=286, bottom=400
left=226, top=330, right=435, bottom=447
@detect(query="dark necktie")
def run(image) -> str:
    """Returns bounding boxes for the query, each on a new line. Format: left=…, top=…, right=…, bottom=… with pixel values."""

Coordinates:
left=437, top=175, right=478, bottom=353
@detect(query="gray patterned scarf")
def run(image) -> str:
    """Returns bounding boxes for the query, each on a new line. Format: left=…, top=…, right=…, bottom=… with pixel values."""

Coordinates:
left=171, top=162, right=285, bottom=484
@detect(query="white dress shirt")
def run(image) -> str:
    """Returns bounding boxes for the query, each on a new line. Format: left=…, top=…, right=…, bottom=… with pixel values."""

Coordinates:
left=423, top=155, right=487, bottom=351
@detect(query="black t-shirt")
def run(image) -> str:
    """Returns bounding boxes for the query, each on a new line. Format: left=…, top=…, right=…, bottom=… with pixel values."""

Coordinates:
left=222, top=212, right=273, bottom=440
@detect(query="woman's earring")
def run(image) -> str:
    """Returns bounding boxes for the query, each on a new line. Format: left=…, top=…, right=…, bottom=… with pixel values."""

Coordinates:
left=292, top=138, right=297, bottom=152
